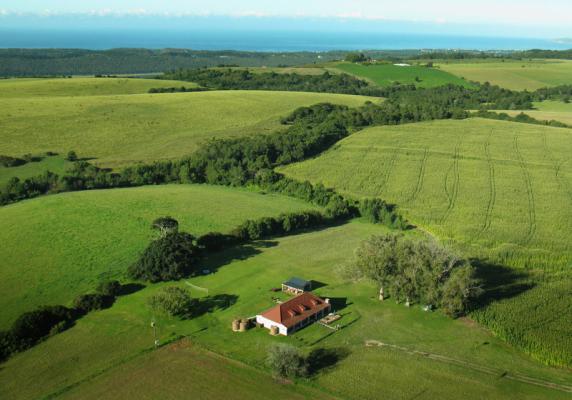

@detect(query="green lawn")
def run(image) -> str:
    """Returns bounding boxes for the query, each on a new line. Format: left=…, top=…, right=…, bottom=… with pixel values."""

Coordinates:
left=438, top=59, right=572, bottom=91
left=1, top=221, right=569, bottom=400
left=0, top=77, right=193, bottom=98
left=0, top=89, right=376, bottom=168
left=0, top=184, right=320, bottom=328
left=334, top=62, right=474, bottom=88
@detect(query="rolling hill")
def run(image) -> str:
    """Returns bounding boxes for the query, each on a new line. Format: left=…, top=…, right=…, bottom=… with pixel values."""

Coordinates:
left=0, top=184, right=320, bottom=328
left=0, top=88, right=376, bottom=168
left=438, top=60, right=572, bottom=91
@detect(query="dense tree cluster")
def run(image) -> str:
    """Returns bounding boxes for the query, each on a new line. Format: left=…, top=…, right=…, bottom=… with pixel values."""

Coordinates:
left=266, top=344, right=308, bottom=379
left=339, top=234, right=482, bottom=317
left=472, top=110, right=569, bottom=128
left=128, top=232, right=200, bottom=282
left=345, top=52, right=369, bottom=63
left=162, top=68, right=387, bottom=96
left=148, top=86, right=209, bottom=93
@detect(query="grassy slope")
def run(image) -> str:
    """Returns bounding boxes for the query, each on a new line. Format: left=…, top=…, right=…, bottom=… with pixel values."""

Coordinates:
left=499, top=101, right=572, bottom=126
left=0, top=221, right=569, bottom=400
left=279, top=118, right=572, bottom=364
left=0, top=90, right=376, bottom=168
left=0, top=155, right=72, bottom=186
left=334, top=62, right=473, bottom=88
left=0, top=184, right=319, bottom=328
left=0, top=77, right=193, bottom=98
left=280, top=118, right=572, bottom=269
left=438, top=60, right=572, bottom=91
left=60, top=344, right=333, bottom=400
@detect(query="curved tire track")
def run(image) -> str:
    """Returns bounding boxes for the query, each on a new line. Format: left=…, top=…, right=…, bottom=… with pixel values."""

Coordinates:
left=478, top=131, right=496, bottom=237
left=441, top=138, right=461, bottom=224
left=513, top=133, right=536, bottom=244
left=408, top=148, right=428, bottom=203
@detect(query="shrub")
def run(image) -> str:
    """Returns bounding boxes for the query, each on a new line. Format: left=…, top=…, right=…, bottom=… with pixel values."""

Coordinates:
left=96, top=280, right=122, bottom=296
left=10, top=306, right=75, bottom=344
left=0, top=155, right=26, bottom=167
left=128, top=232, right=200, bottom=282
left=197, top=232, right=237, bottom=252
left=73, top=293, right=114, bottom=312
left=66, top=150, right=78, bottom=161
left=148, top=286, right=195, bottom=318
left=266, top=343, right=308, bottom=379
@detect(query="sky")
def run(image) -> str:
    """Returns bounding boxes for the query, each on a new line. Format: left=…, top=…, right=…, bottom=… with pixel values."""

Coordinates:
left=0, top=0, right=571, bottom=38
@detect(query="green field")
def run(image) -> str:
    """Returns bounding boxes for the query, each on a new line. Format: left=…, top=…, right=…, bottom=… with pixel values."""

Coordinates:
left=0, top=184, right=320, bottom=328
left=0, top=77, right=193, bottom=98
left=334, top=62, right=474, bottom=88
left=279, top=118, right=572, bottom=364
left=1, top=221, right=570, bottom=400
left=499, top=101, right=572, bottom=126
left=0, top=89, right=376, bottom=168
left=280, top=118, right=572, bottom=269
left=438, top=60, right=572, bottom=91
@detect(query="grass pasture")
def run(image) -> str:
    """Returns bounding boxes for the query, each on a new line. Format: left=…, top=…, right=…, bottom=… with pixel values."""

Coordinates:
left=334, top=62, right=474, bottom=88
left=0, top=77, right=193, bottom=98
left=438, top=59, right=572, bottom=91
left=0, top=89, right=375, bottom=168
left=1, top=221, right=570, bottom=400
left=0, top=184, right=320, bottom=328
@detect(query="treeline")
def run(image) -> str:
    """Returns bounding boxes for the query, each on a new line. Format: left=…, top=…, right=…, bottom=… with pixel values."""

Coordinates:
left=148, top=86, right=209, bottom=94
left=0, top=280, right=123, bottom=362
left=0, top=152, right=58, bottom=168
left=162, top=68, right=387, bottom=96
left=411, top=49, right=572, bottom=61
left=472, top=110, right=570, bottom=128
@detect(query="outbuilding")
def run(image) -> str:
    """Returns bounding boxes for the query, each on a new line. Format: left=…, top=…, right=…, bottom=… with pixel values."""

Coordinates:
left=281, top=277, right=312, bottom=295
left=256, top=292, right=331, bottom=336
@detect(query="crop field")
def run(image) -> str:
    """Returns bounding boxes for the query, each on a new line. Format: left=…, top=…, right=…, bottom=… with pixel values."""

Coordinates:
left=280, top=118, right=572, bottom=364
left=334, top=62, right=474, bottom=88
left=499, top=101, right=572, bottom=126
left=0, top=89, right=375, bottom=168
left=437, top=59, right=572, bottom=91
left=280, top=118, right=572, bottom=270
left=1, top=221, right=570, bottom=400
left=0, top=77, right=193, bottom=98
left=0, top=184, right=320, bottom=328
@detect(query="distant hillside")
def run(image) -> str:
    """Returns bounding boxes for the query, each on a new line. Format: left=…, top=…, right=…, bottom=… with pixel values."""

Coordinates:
left=0, top=48, right=417, bottom=77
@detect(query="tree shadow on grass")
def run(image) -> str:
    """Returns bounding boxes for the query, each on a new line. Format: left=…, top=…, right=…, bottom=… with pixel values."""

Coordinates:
left=201, top=241, right=278, bottom=274
left=307, top=347, right=351, bottom=376
left=186, top=294, right=239, bottom=319
left=327, top=297, right=350, bottom=312
left=118, top=283, right=146, bottom=296
left=470, top=258, right=535, bottom=310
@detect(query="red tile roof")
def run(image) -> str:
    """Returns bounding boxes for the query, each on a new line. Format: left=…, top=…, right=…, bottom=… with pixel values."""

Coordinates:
left=260, top=292, right=331, bottom=328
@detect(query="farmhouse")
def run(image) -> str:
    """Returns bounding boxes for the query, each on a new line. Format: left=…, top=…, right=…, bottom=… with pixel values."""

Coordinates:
left=281, top=277, right=312, bottom=295
left=256, top=292, right=331, bottom=336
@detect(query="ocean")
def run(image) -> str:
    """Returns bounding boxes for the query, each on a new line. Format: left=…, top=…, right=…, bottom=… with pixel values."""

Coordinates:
left=0, top=29, right=569, bottom=51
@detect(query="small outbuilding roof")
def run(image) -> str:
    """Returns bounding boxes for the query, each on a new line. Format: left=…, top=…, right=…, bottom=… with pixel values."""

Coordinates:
left=283, top=277, right=311, bottom=290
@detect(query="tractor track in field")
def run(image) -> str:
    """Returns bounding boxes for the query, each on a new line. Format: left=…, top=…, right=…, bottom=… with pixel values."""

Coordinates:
left=441, top=139, right=461, bottom=224
left=478, top=132, right=496, bottom=237
left=375, top=146, right=400, bottom=194
left=513, top=133, right=537, bottom=244
left=365, top=340, right=572, bottom=394
left=542, top=132, right=572, bottom=203
left=408, top=148, right=428, bottom=204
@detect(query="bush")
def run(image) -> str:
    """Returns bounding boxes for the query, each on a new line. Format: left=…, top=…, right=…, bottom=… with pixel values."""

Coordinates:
left=66, top=150, right=78, bottom=161
left=197, top=232, right=237, bottom=252
left=73, top=293, right=114, bottom=312
left=148, top=286, right=195, bottom=318
left=266, top=344, right=308, bottom=379
left=0, top=155, right=26, bottom=167
left=96, top=280, right=122, bottom=296
left=128, top=232, right=200, bottom=282
left=11, top=306, right=75, bottom=344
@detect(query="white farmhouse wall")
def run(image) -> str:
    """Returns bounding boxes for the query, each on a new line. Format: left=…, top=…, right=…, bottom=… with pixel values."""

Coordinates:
left=256, top=315, right=288, bottom=335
